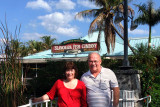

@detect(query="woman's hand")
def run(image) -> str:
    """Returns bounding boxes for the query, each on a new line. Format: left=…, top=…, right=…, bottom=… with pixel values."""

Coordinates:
left=31, top=94, right=50, bottom=103
left=31, top=97, right=38, bottom=103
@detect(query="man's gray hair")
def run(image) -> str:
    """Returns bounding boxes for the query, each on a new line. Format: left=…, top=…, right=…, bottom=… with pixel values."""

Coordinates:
left=88, top=52, right=101, bottom=60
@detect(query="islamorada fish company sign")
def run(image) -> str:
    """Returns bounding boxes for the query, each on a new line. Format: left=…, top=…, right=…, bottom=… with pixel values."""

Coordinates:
left=51, top=39, right=98, bottom=54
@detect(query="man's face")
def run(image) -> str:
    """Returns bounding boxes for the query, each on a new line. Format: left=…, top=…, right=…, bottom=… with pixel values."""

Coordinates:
left=88, top=53, right=102, bottom=73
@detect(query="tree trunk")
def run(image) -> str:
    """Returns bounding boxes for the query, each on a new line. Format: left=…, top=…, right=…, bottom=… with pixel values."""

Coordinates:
left=111, top=23, right=136, bottom=55
left=148, top=25, right=152, bottom=54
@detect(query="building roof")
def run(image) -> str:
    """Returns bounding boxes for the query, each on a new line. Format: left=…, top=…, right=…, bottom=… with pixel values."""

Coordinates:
left=23, top=32, right=160, bottom=62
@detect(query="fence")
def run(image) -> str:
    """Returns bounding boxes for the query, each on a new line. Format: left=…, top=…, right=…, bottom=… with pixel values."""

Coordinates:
left=18, top=90, right=151, bottom=107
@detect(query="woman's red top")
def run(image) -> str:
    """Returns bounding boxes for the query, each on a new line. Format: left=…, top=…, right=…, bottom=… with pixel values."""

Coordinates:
left=46, top=79, right=87, bottom=107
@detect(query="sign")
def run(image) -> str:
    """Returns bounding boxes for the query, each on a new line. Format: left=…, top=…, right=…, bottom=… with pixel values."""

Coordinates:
left=51, top=42, right=98, bottom=53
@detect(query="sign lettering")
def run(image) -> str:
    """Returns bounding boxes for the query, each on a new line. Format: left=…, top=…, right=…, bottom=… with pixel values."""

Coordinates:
left=52, top=42, right=98, bottom=53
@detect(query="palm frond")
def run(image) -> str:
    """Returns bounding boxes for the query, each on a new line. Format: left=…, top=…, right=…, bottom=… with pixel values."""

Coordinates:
left=75, top=9, right=99, bottom=19
left=149, top=8, right=160, bottom=25
left=88, top=12, right=106, bottom=34
left=135, top=15, right=149, bottom=25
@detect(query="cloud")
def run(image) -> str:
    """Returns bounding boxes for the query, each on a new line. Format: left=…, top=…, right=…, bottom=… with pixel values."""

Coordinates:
left=129, top=29, right=149, bottom=35
left=22, top=33, right=58, bottom=42
left=56, top=27, right=78, bottom=36
left=26, top=0, right=51, bottom=12
left=75, top=0, right=97, bottom=22
left=129, top=29, right=156, bottom=35
left=22, top=32, right=44, bottom=41
left=77, top=0, right=97, bottom=8
left=38, top=12, right=79, bottom=37
left=55, top=0, right=76, bottom=10
left=28, top=22, right=37, bottom=28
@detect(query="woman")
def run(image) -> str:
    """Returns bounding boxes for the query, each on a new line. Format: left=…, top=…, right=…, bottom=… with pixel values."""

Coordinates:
left=32, top=62, right=87, bottom=107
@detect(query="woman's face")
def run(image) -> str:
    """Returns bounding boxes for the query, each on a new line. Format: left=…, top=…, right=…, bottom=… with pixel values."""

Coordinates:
left=65, top=69, right=76, bottom=80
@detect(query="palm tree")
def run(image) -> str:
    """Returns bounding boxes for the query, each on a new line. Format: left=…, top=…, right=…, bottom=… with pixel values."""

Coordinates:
left=10, top=39, right=22, bottom=57
left=20, top=43, right=29, bottom=57
left=134, top=0, right=160, bottom=53
left=41, top=36, right=56, bottom=50
left=27, top=40, right=43, bottom=54
left=75, top=0, right=135, bottom=54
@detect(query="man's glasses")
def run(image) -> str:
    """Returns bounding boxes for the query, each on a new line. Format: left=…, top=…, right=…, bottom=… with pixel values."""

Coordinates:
left=88, top=60, right=99, bottom=64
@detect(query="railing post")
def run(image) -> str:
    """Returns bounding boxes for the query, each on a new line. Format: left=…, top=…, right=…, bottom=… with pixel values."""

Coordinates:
left=123, top=90, right=126, bottom=107
left=29, top=99, right=32, bottom=107
left=51, top=101, right=53, bottom=107
left=46, top=101, right=48, bottom=107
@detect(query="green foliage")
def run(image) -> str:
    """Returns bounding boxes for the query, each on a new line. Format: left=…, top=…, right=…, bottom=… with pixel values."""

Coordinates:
left=150, top=81, right=160, bottom=106
left=0, top=21, right=26, bottom=107
left=101, top=57, right=122, bottom=70
left=27, top=40, right=44, bottom=54
left=151, top=46, right=160, bottom=67
left=129, top=43, right=160, bottom=107
left=130, top=43, right=157, bottom=67
left=24, top=36, right=57, bottom=56
left=41, top=36, right=57, bottom=49
left=137, top=65, right=160, bottom=107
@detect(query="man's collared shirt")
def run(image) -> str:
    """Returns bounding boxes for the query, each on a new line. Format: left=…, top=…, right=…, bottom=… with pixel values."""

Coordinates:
left=81, top=67, right=119, bottom=107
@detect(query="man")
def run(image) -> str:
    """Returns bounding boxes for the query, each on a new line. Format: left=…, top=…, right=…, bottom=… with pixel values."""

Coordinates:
left=81, top=52, right=119, bottom=107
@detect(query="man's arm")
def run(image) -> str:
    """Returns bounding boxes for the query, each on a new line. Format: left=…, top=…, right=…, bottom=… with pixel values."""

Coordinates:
left=112, top=87, right=120, bottom=107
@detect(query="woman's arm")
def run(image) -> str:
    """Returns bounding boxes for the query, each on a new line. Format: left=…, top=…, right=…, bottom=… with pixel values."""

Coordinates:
left=32, top=79, right=59, bottom=103
left=32, top=94, right=49, bottom=103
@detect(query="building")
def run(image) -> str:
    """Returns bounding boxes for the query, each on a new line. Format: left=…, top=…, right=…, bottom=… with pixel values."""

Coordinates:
left=21, top=32, right=160, bottom=85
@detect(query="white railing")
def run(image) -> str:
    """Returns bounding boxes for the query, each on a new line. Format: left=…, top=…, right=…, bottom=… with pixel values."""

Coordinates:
left=137, top=95, right=151, bottom=107
left=18, top=90, right=151, bottom=107
left=112, top=90, right=151, bottom=107
left=18, top=99, right=58, bottom=107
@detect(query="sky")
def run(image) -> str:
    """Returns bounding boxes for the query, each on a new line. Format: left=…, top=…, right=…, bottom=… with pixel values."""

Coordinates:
left=0, top=0, right=160, bottom=44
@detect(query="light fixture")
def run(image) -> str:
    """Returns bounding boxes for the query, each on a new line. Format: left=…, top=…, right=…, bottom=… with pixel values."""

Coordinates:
left=114, top=12, right=124, bottom=24
left=130, top=20, right=138, bottom=31
left=114, top=3, right=138, bottom=31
